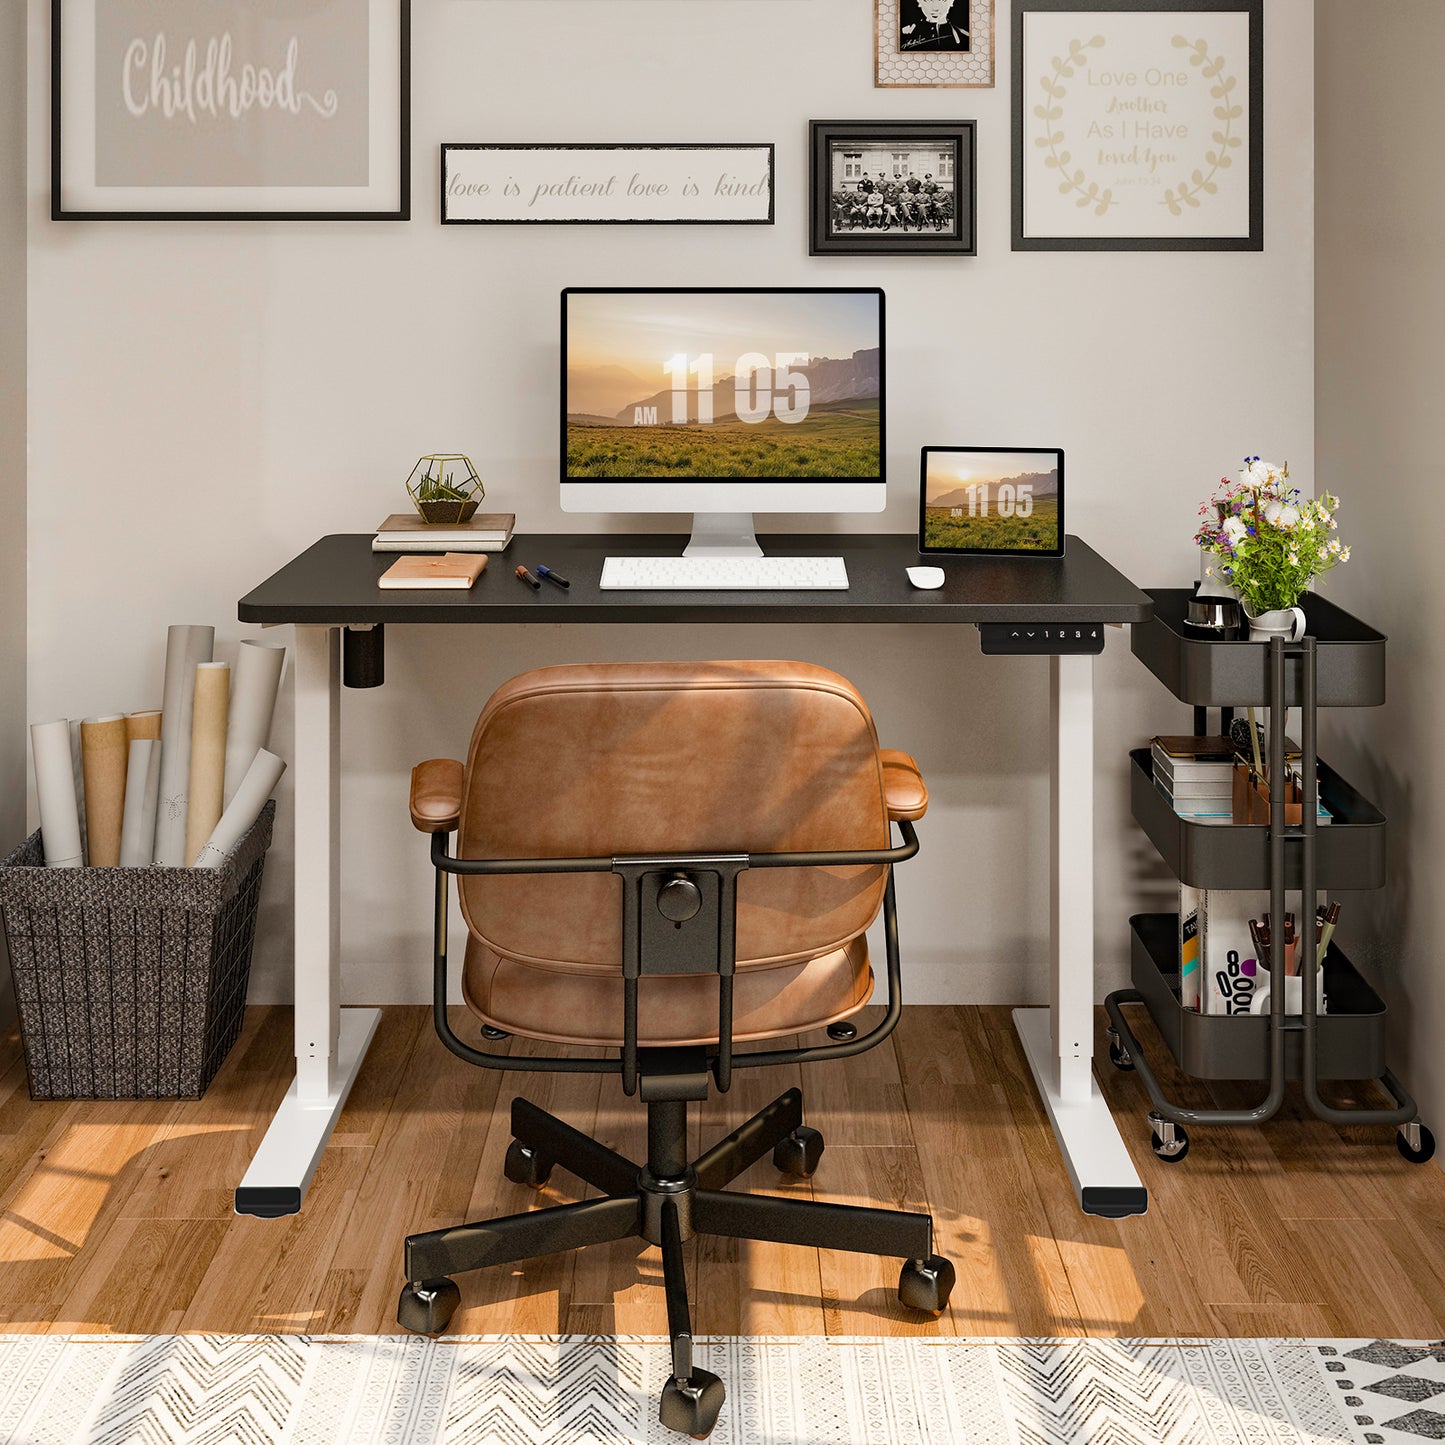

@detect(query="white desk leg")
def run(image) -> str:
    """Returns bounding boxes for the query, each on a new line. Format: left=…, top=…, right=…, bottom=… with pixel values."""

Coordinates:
left=1013, top=652, right=1147, bottom=1219
left=235, top=624, right=381, bottom=1218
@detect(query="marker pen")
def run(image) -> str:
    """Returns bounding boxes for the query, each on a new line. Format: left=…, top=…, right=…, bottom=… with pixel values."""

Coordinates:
left=536, top=564, right=571, bottom=589
left=514, top=565, right=542, bottom=590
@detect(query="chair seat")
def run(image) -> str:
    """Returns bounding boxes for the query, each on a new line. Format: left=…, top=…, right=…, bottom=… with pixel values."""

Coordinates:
left=462, top=934, right=874, bottom=1047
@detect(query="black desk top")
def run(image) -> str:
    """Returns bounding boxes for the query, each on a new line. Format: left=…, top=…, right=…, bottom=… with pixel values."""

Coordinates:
left=238, top=533, right=1152, bottom=626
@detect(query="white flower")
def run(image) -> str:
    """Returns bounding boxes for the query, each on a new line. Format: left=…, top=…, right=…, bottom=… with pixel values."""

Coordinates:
left=1329, top=517, right=1338, bottom=529
left=1223, top=516, right=1249, bottom=545
left=1241, top=458, right=1282, bottom=487
left=1263, top=499, right=1301, bottom=529
left=1288, top=550, right=1299, bottom=566
left=1328, top=538, right=1341, bottom=554
left=1341, top=546, right=1351, bottom=562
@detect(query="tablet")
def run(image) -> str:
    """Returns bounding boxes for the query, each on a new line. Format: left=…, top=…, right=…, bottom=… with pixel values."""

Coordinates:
left=919, top=447, right=1064, bottom=557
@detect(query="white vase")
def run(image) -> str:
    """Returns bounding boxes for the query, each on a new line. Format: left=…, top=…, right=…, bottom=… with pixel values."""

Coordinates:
left=1242, top=602, right=1306, bottom=643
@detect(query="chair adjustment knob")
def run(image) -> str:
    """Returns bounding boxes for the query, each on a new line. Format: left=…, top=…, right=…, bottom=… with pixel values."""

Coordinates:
left=657, top=873, right=703, bottom=923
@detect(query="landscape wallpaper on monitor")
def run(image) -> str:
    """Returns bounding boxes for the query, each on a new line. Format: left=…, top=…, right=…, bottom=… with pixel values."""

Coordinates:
left=565, top=292, right=881, bottom=479
left=923, top=451, right=1061, bottom=551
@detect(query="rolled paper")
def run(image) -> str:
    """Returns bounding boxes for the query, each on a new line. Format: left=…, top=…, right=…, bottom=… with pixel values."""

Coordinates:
left=154, top=625, right=215, bottom=864
left=118, top=740, right=162, bottom=867
left=80, top=715, right=129, bottom=867
left=126, top=709, right=163, bottom=744
left=185, top=662, right=231, bottom=867
left=195, top=748, right=285, bottom=868
left=29, top=719, right=83, bottom=868
left=224, top=640, right=286, bottom=809
left=126, top=713, right=163, bottom=861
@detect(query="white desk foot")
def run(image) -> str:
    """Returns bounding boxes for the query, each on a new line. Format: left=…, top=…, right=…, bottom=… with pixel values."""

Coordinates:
left=1013, top=1006, right=1147, bottom=1219
left=234, top=1007, right=382, bottom=1218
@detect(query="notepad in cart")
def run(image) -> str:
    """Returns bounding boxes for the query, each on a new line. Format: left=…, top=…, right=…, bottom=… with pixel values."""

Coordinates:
left=378, top=553, right=488, bottom=589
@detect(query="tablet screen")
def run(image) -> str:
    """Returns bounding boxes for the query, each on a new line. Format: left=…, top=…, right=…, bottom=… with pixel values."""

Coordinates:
left=919, top=447, right=1064, bottom=556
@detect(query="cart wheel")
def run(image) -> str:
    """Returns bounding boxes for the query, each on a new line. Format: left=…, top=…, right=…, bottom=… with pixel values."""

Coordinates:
left=1397, top=1123, right=1437, bottom=1165
left=1108, top=1039, right=1135, bottom=1072
left=1150, top=1125, right=1189, bottom=1163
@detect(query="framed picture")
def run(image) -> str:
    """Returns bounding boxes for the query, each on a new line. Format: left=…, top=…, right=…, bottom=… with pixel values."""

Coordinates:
left=876, top=0, right=996, bottom=87
left=919, top=447, right=1065, bottom=557
left=441, top=144, right=774, bottom=225
left=1012, top=0, right=1262, bottom=250
left=52, top=0, right=410, bottom=220
left=809, top=120, right=976, bottom=257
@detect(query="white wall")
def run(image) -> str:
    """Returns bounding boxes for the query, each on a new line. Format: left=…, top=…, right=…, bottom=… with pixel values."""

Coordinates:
left=1317, top=4, right=1445, bottom=1132
left=1, top=0, right=27, bottom=1023
left=25, top=0, right=1315, bottom=1007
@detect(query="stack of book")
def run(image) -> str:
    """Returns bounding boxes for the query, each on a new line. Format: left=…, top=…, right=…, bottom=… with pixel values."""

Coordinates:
left=371, top=512, right=515, bottom=554
left=1151, top=735, right=1235, bottom=824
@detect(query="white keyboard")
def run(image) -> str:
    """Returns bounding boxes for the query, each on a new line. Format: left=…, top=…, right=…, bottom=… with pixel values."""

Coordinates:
left=600, top=555, right=849, bottom=591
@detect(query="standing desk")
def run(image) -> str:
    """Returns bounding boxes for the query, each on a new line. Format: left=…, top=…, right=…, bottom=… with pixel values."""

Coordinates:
left=236, top=532, right=1154, bottom=1219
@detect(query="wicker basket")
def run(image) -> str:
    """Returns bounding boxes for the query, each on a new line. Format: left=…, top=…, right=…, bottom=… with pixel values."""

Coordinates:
left=0, top=801, right=275, bottom=1100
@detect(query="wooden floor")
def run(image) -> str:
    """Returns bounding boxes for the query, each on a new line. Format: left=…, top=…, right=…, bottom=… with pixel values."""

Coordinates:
left=0, top=1003, right=1442, bottom=1338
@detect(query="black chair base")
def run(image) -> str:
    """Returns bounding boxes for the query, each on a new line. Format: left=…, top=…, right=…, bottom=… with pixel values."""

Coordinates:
left=398, top=1085, right=955, bottom=1439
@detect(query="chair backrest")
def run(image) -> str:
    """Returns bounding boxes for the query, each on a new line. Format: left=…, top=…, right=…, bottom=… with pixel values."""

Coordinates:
left=458, top=660, right=892, bottom=971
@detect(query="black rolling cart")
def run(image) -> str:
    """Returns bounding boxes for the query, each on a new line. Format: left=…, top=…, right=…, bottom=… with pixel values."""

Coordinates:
left=1104, top=589, right=1434, bottom=1166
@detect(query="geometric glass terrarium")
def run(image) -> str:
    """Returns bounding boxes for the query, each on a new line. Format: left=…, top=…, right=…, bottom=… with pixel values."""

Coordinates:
left=405, top=454, right=484, bottom=524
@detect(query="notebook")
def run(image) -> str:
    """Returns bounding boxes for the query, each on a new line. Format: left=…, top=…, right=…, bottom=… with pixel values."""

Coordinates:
left=377, top=553, right=489, bottom=590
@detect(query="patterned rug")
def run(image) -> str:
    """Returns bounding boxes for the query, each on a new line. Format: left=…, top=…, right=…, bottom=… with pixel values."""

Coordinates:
left=0, top=1334, right=1440, bottom=1444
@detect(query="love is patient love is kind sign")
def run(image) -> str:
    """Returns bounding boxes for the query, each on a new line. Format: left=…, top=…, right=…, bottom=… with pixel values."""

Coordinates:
left=441, top=144, right=774, bottom=224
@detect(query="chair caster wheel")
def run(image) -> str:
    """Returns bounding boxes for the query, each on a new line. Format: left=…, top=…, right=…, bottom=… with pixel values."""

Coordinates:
left=772, top=1125, right=825, bottom=1179
left=504, top=1140, right=554, bottom=1188
left=826, top=1021, right=858, bottom=1042
left=397, top=1277, right=461, bottom=1336
left=1398, top=1123, right=1437, bottom=1165
left=481, top=1024, right=509, bottom=1041
left=898, top=1254, right=955, bottom=1314
left=1149, top=1114, right=1189, bottom=1163
left=659, top=1368, right=725, bottom=1438
left=1106, top=1030, right=1134, bottom=1071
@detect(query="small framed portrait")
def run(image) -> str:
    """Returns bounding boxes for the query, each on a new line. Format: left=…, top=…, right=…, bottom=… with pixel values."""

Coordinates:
left=919, top=447, right=1065, bottom=557
left=877, top=0, right=995, bottom=87
left=809, top=120, right=976, bottom=257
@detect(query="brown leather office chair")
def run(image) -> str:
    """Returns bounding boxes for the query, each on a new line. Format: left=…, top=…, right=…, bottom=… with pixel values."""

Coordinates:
left=398, top=660, right=952, bottom=1438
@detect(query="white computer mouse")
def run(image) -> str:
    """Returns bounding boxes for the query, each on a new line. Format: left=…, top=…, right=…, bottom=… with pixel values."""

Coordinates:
left=906, top=566, right=946, bottom=590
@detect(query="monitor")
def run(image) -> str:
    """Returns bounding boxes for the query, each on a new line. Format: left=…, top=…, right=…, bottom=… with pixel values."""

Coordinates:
left=561, top=287, right=885, bottom=556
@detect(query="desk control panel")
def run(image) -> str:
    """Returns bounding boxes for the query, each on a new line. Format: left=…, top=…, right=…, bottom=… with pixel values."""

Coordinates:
left=977, top=622, right=1106, bottom=656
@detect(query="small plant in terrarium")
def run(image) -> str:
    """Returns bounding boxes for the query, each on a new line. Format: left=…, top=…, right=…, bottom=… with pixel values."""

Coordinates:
left=405, top=454, right=484, bottom=524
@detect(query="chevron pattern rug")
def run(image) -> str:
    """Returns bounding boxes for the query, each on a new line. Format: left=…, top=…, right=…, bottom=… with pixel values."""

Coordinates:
left=0, top=1334, right=1438, bottom=1444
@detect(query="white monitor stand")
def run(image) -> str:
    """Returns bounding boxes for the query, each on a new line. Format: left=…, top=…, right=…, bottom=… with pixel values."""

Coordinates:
left=682, top=512, right=765, bottom=559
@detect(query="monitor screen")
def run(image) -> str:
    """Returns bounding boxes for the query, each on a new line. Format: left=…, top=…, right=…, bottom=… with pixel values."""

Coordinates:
left=562, top=288, right=884, bottom=485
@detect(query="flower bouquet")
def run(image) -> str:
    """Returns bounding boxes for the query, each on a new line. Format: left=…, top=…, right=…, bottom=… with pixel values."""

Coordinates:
left=1195, top=457, right=1350, bottom=640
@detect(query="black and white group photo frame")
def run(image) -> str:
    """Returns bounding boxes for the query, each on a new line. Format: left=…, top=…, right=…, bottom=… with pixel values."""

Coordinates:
left=810, top=120, right=977, bottom=256
left=52, top=0, right=411, bottom=220
left=876, top=0, right=996, bottom=88
left=1012, top=0, right=1263, bottom=250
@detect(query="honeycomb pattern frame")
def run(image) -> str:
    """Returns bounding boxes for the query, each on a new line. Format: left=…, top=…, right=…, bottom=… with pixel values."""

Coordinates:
left=876, top=0, right=995, bottom=88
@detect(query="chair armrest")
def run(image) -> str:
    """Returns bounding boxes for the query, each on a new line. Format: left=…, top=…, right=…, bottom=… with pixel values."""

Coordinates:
left=880, top=749, right=928, bottom=821
left=410, top=758, right=464, bottom=833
